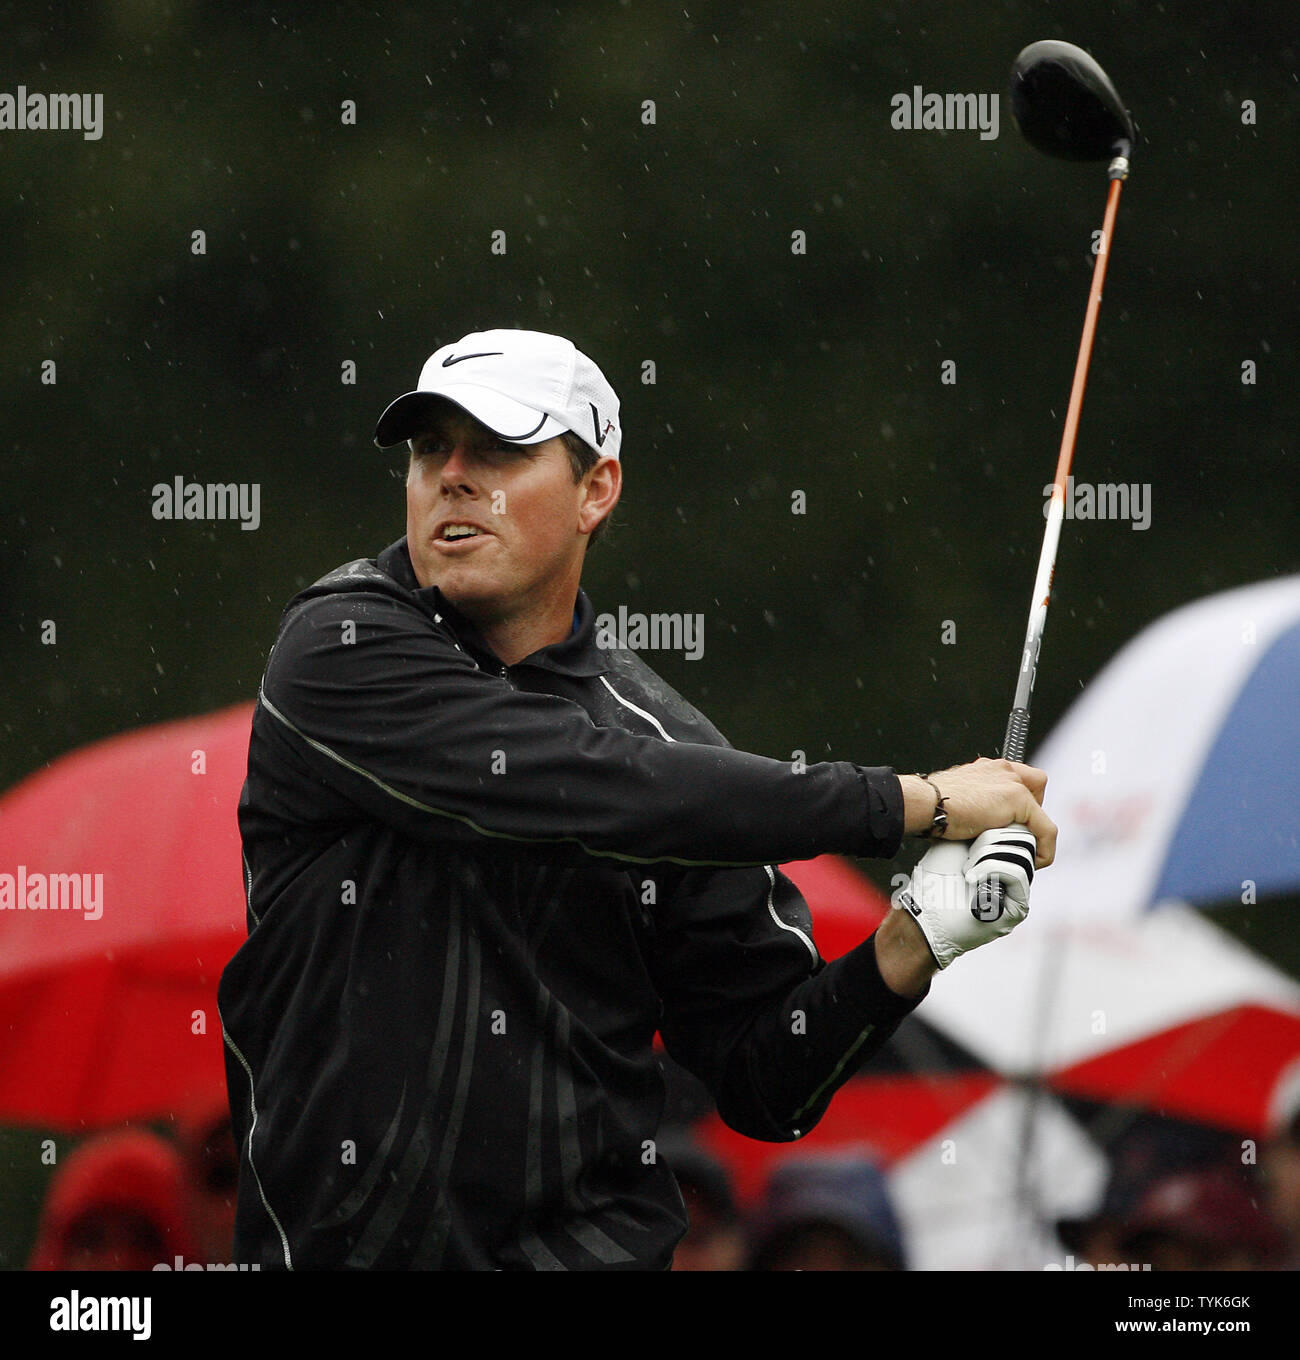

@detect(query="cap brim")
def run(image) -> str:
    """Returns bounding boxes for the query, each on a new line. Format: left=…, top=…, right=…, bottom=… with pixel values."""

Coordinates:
left=374, top=384, right=565, bottom=448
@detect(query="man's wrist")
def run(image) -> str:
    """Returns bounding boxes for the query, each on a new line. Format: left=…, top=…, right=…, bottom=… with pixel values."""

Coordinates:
left=875, top=907, right=938, bottom=999
left=899, top=774, right=941, bottom=836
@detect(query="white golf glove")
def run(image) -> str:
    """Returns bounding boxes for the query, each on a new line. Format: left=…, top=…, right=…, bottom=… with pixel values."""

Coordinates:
left=895, top=824, right=1037, bottom=969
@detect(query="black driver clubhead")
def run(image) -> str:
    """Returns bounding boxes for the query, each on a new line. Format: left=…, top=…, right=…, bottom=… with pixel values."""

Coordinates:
left=1010, top=40, right=1135, bottom=163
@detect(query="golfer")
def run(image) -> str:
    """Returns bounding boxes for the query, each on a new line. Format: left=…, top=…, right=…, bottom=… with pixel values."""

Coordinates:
left=218, top=328, right=1056, bottom=1271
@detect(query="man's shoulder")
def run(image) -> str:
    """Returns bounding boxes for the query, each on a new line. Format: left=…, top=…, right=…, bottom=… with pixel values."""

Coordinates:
left=307, top=556, right=395, bottom=594
left=264, top=545, right=462, bottom=678
left=597, top=645, right=732, bottom=748
left=276, top=543, right=419, bottom=625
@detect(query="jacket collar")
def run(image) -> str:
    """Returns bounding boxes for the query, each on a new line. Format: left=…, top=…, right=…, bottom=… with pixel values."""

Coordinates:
left=376, top=538, right=612, bottom=678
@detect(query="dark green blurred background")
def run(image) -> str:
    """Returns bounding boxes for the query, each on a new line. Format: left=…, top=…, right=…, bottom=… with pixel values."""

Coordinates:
left=2, top=0, right=1296, bottom=1265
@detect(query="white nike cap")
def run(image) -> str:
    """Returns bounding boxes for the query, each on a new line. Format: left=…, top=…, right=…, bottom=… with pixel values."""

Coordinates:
left=374, top=328, right=622, bottom=460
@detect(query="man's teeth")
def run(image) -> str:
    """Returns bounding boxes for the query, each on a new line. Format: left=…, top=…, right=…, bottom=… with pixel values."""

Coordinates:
left=444, top=525, right=480, bottom=539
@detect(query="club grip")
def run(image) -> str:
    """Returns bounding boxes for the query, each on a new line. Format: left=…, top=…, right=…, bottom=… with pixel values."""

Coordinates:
left=1001, top=707, right=1031, bottom=764
left=978, top=707, right=1032, bottom=921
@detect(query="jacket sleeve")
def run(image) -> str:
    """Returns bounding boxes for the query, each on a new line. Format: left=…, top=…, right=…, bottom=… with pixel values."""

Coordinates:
left=649, top=862, right=927, bottom=1141
left=256, top=589, right=904, bottom=869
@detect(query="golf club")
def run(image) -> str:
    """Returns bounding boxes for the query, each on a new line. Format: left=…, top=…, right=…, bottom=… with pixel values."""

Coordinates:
left=977, top=41, right=1136, bottom=922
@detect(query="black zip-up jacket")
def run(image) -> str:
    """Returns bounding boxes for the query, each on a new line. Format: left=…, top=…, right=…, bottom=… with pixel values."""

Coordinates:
left=218, top=538, right=926, bottom=1271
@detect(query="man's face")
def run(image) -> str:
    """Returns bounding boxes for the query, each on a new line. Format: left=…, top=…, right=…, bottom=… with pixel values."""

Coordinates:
left=405, top=406, right=615, bottom=623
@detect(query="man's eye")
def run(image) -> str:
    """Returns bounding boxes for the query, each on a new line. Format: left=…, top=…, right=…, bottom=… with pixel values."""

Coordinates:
left=413, top=438, right=522, bottom=458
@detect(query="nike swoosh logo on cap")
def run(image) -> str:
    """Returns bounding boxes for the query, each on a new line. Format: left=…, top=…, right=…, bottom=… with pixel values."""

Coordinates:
left=441, top=351, right=504, bottom=366
left=590, top=403, right=606, bottom=446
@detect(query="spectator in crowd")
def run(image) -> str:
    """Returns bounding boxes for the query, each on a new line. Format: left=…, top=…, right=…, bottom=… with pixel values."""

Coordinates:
left=1116, top=1165, right=1284, bottom=1271
left=27, top=1128, right=197, bottom=1271
left=747, top=1154, right=906, bottom=1271
left=1057, top=1116, right=1243, bottom=1268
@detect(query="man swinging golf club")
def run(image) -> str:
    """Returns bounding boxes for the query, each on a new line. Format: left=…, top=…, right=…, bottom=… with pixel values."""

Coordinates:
left=217, top=327, right=1056, bottom=1271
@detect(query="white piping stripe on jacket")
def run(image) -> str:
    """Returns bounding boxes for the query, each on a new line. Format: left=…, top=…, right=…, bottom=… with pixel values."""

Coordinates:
left=763, top=863, right=819, bottom=965
left=241, top=849, right=259, bottom=928
left=599, top=675, right=819, bottom=965
left=598, top=675, right=673, bottom=742
left=221, top=1016, right=294, bottom=1269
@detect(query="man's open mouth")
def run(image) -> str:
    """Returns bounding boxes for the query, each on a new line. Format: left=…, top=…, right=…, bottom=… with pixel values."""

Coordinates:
left=436, top=522, right=491, bottom=542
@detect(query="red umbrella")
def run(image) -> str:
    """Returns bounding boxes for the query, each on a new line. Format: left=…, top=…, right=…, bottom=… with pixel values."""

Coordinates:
left=0, top=703, right=253, bottom=1130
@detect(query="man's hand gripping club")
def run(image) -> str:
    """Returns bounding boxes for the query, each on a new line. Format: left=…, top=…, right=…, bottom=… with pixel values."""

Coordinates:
left=875, top=759, right=1055, bottom=991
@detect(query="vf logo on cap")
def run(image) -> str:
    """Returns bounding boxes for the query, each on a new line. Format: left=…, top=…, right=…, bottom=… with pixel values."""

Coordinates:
left=375, top=329, right=622, bottom=461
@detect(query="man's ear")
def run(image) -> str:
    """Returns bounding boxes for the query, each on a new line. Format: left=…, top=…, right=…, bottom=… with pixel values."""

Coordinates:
left=580, top=457, right=621, bottom=534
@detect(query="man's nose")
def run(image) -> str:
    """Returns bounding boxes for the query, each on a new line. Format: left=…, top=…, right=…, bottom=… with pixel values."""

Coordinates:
left=439, top=445, right=478, bottom=490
